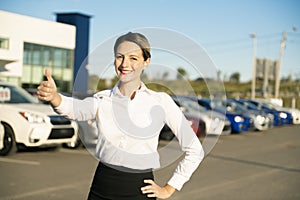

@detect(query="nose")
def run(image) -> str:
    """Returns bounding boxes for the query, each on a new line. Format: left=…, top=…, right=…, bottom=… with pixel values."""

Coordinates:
left=121, top=56, right=129, bottom=67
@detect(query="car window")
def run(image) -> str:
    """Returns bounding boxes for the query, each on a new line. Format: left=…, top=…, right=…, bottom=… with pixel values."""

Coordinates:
left=0, top=84, right=39, bottom=104
left=181, top=99, right=206, bottom=112
left=210, top=101, right=225, bottom=110
left=227, top=101, right=248, bottom=112
left=242, top=101, right=258, bottom=110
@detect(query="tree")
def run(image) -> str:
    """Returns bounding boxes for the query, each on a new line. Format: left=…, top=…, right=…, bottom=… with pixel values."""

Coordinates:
left=229, top=72, right=240, bottom=83
left=162, top=71, right=169, bottom=80
left=88, top=74, right=100, bottom=92
left=281, top=74, right=292, bottom=82
left=177, top=67, right=188, bottom=80
left=217, top=70, right=222, bottom=81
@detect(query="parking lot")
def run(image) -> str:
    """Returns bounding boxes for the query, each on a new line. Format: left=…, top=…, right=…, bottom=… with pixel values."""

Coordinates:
left=0, top=125, right=299, bottom=200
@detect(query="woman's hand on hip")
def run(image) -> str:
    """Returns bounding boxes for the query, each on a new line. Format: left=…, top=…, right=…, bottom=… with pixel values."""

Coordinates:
left=141, top=180, right=176, bottom=199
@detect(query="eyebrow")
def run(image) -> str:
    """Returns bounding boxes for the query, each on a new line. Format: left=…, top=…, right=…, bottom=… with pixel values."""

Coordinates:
left=116, top=52, right=140, bottom=57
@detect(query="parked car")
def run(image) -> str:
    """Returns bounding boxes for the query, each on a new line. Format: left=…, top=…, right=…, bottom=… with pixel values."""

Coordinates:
left=0, top=82, right=78, bottom=155
left=27, top=89, right=100, bottom=149
left=240, top=99, right=292, bottom=126
left=259, top=99, right=300, bottom=125
left=173, top=96, right=232, bottom=135
left=159, top=97, right=207, bottom=141
left=219, top=99, right=271, bottom=131
left=277, top=107, right=300, bottom=125
left=0, top=122, right=4, bottom=151
left=232, top=99, right=274, bottom=129
left=197, top=98, right=254, bottom=133
left=159, top=112, right=206, bottom=141
left=67, top=120, right=98, bottom=150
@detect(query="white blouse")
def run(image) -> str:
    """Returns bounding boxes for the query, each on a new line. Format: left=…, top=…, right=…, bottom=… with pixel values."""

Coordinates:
left=55, top=83, right=204, bottom=191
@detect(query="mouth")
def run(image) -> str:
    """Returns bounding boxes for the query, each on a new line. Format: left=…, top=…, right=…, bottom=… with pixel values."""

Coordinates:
left=118, top=66, right=133, bottom=75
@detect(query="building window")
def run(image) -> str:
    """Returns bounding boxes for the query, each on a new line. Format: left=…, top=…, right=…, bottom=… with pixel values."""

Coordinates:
left=42, top=48, right=51, bottom=66
left=32, top=45, right=42, bottom=65
left=0, top=37, right=9, bottom=49
left=22, top=42, right=74, bottom=92
left=23, top=43, right=73, bottom=69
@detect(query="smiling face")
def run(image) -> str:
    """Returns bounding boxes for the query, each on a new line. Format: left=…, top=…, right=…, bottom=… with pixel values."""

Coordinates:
left=114, top=41, right=150, bottom=83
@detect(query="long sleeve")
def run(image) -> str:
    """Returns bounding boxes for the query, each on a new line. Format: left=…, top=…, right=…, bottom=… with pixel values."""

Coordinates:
left=161, top=93, right=204, bottom=191
left=54, top=94, right=98, bottom=121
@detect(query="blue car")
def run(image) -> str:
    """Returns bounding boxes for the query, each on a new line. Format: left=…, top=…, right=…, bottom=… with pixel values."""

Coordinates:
left=197, top=98, right=254, bottom=133
left=223, top=99, right=272, bottom=131
left=232, top=99, right=274, bottom=128
left=239, top=99, right=292, bottom=126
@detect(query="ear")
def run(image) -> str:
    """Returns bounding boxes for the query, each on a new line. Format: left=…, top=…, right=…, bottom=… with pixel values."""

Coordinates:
left=143, top=58, right=150, bottom=67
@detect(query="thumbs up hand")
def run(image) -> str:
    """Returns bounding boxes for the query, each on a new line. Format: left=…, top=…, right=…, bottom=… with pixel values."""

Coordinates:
left=45, top=68, right=56, bottom=87
left=37, top=69, right=61, bottom=107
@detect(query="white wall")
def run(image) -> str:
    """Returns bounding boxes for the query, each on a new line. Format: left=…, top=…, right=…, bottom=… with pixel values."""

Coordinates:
left=0, top=10, right=76, bottom=77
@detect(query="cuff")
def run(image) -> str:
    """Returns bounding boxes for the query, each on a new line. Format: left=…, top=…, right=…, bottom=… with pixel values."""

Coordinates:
left=54, top=94, right=72, bottom=114
left=167, top=172, right=189, bottom=191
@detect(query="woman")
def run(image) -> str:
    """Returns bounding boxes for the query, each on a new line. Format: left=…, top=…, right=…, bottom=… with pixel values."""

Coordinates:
left=37, top=32, right=204, bottom=200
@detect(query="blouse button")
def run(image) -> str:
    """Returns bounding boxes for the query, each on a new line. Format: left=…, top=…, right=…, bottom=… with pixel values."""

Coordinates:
left=119, top=136, right=127, bottom=148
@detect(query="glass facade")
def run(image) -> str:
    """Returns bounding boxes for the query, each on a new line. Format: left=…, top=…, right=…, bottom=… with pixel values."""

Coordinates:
left=22, top=43, right=74, bottom=93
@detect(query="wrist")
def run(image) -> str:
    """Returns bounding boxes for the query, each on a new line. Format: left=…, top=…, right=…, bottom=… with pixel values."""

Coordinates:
left=50, top=93, right=62, bottom=107
left=164, top=184, right=176, bottom=196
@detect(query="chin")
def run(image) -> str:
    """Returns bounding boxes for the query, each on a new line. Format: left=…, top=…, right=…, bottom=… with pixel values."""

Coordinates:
left=119, top=76, right=133, bottom=83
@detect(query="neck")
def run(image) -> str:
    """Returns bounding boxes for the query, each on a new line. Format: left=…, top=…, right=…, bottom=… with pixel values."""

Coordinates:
left=118, top=80, right=141, bottom=99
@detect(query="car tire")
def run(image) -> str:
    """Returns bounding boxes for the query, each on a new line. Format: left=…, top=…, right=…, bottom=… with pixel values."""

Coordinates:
left=159, top=130, right=175, bottom=141
left=198, top=122, right=206, bottom=138
left=0, top=124, right=17, bottom=156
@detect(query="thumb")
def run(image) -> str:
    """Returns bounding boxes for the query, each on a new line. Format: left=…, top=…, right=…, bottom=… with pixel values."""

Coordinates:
left=45, top=68, right=55, bottom=84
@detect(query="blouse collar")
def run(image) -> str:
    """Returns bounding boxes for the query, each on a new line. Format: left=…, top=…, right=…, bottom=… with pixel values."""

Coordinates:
left=110, top=82, right=150, bottom=97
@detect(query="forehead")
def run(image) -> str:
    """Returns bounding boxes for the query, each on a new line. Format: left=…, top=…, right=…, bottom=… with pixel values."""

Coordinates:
left=115, top=41, right=142, bottom=55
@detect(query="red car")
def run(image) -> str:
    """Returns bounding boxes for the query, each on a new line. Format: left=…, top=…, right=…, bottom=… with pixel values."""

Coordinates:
left=159, top=113, right=206, bottom=141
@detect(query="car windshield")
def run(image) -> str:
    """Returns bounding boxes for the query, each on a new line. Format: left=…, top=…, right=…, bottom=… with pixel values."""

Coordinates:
left=209, top=100, right=226, bottom=112
left=0, top=84, right=39, bottom=104
left=240, top=101, right=258, bottom=110
left=225, top=100, right=248, bottom=112
left=180, top=98, right=207, bottom=112
left=262, top=101, right=281, bottom=110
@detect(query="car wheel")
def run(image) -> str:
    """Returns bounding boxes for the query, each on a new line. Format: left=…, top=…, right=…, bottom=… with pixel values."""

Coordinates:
left=159, top=131, right=175, bottom=141
left=0, top=124, right=17, bottom=156
left=198, top=122, right=206, bottom=137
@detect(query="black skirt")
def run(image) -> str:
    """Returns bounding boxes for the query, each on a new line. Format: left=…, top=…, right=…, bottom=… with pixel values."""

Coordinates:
left=88, top=162, right=156, bottom=200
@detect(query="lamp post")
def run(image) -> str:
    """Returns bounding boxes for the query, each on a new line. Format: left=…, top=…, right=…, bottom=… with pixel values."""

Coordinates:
left=249, top=33, right=257, bottom=99
left=274, top=32, right=287, bottom=99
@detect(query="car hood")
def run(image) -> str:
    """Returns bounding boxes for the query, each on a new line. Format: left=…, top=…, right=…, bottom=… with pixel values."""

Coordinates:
left=10, top=103, right=58, bottom=115
left=277, top=106, right=298, bottom=113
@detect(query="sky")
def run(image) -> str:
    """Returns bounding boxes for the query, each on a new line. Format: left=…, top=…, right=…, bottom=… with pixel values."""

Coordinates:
left=1, top=0, right=300, bottom=82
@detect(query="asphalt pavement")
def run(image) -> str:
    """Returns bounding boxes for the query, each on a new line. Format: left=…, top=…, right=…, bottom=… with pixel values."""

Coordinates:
left=0, top=125, right=299, bottom=200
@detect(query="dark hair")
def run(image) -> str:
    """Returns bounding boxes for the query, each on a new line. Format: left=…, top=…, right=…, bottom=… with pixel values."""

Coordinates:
left=114, top=32, right=151, bottom=61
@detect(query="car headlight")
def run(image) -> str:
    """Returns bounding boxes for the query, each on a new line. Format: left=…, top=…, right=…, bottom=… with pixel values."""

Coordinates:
left=20, top=112, right=44, bottom=123
left=256, top=115, right=265, bottom=123
left=234, top=116, right=244, bottom=123
left=279, top=112, right=287, bottom=119
left=213, top=117, right=221, bottom=123
left=291, top=111, right=299, bottom=118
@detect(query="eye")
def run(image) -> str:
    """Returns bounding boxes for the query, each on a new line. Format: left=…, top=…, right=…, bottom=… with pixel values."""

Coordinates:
left=130, top=57, right=138, bottom=61
left=116, top=55, right=123, bottom=59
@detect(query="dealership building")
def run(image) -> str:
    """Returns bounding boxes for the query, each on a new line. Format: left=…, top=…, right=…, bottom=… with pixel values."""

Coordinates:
left=0, top=10, right=91, bottom=93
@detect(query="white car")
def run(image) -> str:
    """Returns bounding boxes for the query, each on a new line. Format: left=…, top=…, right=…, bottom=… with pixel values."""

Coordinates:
left=283, top=107, right=300, bottom=125
left=172, top=96, right=231, bottom=135
left=270, top=105, right=300, bottom=125
left=0, top=122, right=4, bottom=150
left=259, top=99, right=300, bottom=125
left=0, top=82, right=78, bottom=156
